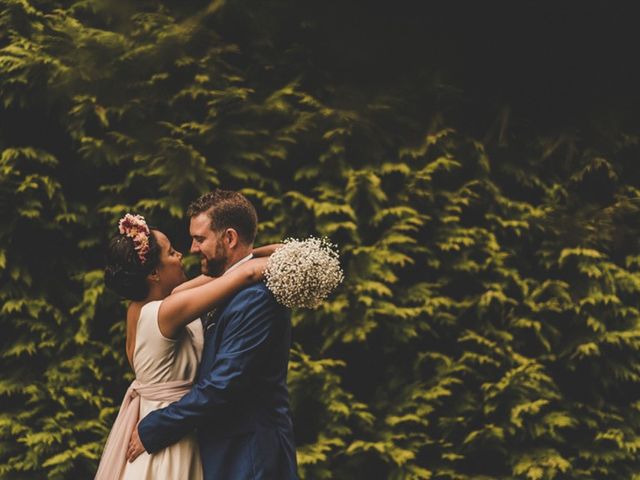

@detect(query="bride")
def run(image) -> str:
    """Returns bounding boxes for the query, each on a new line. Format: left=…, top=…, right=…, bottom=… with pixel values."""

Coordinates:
left=95, top=213, right=278, bottom=479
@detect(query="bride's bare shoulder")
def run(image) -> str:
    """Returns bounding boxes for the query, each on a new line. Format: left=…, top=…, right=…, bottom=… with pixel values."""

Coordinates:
left=125, top=301, right=143, bottom=371
left=126, top=301, right=144, bottom=324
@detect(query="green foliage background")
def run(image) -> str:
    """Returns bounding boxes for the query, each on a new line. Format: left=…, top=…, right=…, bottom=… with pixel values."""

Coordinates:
left=1, top=1, right=640, bottom=478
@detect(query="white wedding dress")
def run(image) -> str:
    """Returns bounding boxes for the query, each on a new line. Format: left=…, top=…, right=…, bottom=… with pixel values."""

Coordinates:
left=121, top=300, right=204, bottom=480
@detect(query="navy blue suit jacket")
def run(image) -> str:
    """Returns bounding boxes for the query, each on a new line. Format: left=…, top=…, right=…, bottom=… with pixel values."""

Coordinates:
left=138, top=282, right=298, bottom=479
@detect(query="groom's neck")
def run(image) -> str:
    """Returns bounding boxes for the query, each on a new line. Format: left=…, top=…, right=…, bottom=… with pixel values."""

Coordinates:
left=223, top=245, right=253, bottom=273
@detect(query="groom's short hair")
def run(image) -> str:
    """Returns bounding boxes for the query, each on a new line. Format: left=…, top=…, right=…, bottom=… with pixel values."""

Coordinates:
left=187, top=190, right=258, bottom=245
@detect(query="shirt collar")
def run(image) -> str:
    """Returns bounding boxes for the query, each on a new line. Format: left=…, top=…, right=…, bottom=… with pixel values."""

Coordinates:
left=224, top=253, right=254, bottom=275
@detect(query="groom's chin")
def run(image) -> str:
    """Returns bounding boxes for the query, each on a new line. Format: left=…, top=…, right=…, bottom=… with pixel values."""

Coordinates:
left=206, top=260, right=225, bottom=277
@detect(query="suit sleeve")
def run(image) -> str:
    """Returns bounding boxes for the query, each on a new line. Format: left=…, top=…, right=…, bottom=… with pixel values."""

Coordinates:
left=138, top=287, right=278, bottom=453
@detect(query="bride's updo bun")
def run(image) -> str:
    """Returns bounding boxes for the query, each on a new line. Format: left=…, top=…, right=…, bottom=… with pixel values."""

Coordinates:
left=104, top=216, right=160, bottom=301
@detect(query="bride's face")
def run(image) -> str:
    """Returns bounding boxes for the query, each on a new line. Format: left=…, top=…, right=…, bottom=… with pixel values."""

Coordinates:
left=152, top=230, right=186, bottom=293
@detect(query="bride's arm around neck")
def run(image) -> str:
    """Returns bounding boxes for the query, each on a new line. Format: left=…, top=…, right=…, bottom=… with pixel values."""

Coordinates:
left=158, top=257, right=267, bottom=339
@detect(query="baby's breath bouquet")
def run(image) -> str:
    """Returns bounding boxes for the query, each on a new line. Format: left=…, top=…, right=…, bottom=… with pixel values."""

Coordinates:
left=264, top=237, right=344, bottom=308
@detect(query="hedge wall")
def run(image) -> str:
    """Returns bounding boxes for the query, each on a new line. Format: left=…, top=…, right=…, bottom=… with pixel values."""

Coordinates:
left=1, top=1, right=640, bottom=478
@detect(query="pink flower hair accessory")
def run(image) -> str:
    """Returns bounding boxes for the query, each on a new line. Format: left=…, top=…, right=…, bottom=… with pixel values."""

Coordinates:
left=118, top=213, right=151, bottom=264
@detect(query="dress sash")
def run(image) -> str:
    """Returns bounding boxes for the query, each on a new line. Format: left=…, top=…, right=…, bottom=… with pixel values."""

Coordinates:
left=94, top=379, right=192, bottom=480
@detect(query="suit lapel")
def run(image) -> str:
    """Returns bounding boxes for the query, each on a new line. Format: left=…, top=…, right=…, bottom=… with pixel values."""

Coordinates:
left=199, top=302, right=231, bottom=377
left=203, top=309, right=219, bottom=332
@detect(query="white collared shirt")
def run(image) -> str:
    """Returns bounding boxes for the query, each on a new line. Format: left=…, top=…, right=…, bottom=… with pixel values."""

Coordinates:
left=224, top=253, right=253, bottom=275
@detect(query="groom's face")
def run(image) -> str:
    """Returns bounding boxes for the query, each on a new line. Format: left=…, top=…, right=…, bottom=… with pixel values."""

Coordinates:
left=189, top=212, right=228, bottom=276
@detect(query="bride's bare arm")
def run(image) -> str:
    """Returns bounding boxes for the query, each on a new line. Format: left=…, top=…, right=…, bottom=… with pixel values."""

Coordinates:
left=171, top=274, right=216, bottom=295
left=172, top=256, right=217, bottom=294
left=171, top=245, right=278, bottom=296
left=253, top=243, right=283, bottom=257
left=158, top=257, right=268, bottom=339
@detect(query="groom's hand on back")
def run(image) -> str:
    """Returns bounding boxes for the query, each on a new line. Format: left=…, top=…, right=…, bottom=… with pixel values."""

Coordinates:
left=126, top=425, right=147, bottom=462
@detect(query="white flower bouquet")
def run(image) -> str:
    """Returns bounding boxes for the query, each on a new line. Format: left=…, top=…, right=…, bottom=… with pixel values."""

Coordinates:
left=265, top=237, right=344, bottom=308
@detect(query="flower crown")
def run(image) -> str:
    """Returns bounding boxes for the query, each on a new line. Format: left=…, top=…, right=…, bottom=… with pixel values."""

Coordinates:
left=118, top=213, right=151, bottom=264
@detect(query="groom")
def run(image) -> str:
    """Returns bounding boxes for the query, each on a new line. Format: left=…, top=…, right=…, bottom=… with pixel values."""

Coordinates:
left=127, top=190, right=298, bottom=479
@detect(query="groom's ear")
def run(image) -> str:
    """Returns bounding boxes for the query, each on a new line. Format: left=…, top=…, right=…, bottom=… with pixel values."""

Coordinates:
left=223, top=228, right=239, bottom=249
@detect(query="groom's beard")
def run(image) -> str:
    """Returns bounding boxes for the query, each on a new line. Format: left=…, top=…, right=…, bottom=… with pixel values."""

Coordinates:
left=205, top=239, right=228, bottom=277
left=206, top=257, right=225, bottom=277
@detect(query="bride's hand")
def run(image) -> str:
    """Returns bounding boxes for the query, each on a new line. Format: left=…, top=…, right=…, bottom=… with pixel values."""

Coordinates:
left=241, top=257, right=268, bottom=282
left=252, top=243, right=283, bottom=257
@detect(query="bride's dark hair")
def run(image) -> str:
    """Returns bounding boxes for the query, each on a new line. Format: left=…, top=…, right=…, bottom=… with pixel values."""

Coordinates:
left=104, top=231, right=161, bottom=301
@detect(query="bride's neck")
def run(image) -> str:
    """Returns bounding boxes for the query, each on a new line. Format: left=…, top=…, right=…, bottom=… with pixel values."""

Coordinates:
left=144, top=283, right=168, bottom=302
